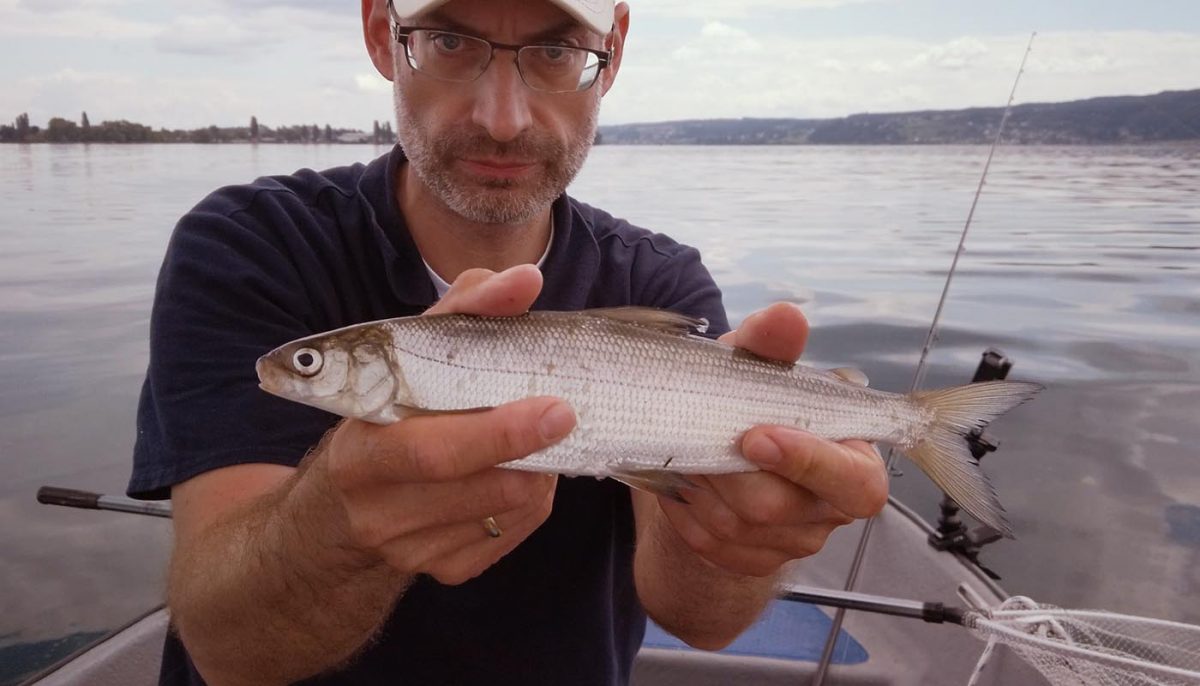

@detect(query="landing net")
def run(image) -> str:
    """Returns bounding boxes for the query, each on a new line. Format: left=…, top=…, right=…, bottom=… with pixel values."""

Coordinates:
left=965, top=597, right=1200, bottom=686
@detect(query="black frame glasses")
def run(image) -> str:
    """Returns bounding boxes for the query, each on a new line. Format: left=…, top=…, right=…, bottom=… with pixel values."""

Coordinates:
left=385, top=12, right=611, bottom=94
left=392, top=26, right=611, bottom=93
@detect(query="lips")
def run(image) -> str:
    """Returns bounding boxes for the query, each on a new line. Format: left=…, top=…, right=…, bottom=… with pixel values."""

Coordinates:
left=460, top=157, right=537, bottom=179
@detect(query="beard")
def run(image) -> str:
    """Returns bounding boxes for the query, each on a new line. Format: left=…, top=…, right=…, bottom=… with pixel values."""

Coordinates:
left=393, top=79, right=600, bottom=226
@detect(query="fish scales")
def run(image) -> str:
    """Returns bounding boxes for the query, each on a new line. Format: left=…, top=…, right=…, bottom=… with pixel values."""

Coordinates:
left=382, top=313, right=928, bottom=476
left=255, top=308, right=1042, bottom=535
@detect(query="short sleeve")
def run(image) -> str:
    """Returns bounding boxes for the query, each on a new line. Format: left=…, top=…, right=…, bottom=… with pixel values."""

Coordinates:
left=128, top=194, right=340, bottom=499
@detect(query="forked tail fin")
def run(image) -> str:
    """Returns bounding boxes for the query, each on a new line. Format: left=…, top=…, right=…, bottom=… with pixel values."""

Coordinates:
left=907, top=380, right=1043, bottom=538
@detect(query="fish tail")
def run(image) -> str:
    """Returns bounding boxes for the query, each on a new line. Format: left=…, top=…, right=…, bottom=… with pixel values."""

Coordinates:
left=908, top=380, right=1043, bottom=538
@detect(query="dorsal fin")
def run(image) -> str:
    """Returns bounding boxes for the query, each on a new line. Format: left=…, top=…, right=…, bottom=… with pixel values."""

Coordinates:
left=829, top=367, right=870, bottom=386
left=586, top=307, right=709, bottom=336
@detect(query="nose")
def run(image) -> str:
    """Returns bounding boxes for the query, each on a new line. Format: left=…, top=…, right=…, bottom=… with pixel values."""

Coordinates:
left=471, top=53, right=533, bottom=143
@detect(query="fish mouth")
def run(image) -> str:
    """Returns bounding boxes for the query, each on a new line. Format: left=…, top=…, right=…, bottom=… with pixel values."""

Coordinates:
left=255, top=353, right=288, bottom=397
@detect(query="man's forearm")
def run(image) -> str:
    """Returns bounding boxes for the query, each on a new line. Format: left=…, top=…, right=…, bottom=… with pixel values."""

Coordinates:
left=168, top=457, right=410, bottom=685
left=633, top=498, right=777, bottom=651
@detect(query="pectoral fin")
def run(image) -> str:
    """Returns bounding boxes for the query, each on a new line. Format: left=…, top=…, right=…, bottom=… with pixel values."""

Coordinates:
left=611, top=468, right=698, bottom=504
left=829, top=367, right=869, bottom=386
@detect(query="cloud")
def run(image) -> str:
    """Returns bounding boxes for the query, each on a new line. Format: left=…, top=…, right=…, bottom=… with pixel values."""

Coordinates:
left=0, top=65, right=396, bottom=130
left=15, top=0, right=136, bottom=12
left=602, top=29, right=1200, bottom=123
left=356, top=73, right=393, bottom=94
left=154, top=15, right=282, bottom=55
left=217, top=0, right=345, bottom=14
left=4, top=0, right=1198, bottom=132
left=151, top=5, right=360, bottom=56
left=672, top=21, right=762, bottom=60
left=0, top=0, right=159, bottom=38
left=4, top=68, right=255, bottom=128
left=638, top=0, right=889, bottom=19
left=906, top=37, right=990, bottom=71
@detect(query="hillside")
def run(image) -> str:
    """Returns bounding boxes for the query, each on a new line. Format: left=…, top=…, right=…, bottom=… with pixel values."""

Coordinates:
left=597, top=89, right=1200, bottom=145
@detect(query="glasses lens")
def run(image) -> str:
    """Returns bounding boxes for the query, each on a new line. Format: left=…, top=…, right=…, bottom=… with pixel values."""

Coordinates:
left=519, top=46, right=601, bottom=93
left=406, top=30, right=492, bottom=82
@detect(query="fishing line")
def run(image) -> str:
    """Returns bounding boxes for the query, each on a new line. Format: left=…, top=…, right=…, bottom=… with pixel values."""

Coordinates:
left=811, top=31, right=1037, bottom=685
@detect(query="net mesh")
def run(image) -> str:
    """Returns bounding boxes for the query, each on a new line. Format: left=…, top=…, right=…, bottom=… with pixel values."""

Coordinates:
left=964, top=597, right=1200, bottom=686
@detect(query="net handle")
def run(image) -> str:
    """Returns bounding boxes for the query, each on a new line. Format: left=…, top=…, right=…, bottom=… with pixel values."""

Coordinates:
left=987, top=607, right=1200, bottom=634
left=968, top=612, right=1200, bottom=680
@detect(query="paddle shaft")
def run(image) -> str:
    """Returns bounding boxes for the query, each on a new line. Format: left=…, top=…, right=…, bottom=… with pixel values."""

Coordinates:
left=37, top=485, right=172, bottom=519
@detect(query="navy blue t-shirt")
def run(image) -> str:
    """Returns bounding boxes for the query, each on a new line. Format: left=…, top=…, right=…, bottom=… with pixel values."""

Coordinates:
left=129, top=146, right=729, bottom=685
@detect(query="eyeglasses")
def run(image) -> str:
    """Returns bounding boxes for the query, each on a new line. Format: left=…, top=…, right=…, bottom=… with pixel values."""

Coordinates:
left=389, top=25, right=612, bottom=94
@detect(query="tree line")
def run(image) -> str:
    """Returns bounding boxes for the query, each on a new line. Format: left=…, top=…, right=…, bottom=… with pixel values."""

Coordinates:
left=0, top=113, right=397, bottom=144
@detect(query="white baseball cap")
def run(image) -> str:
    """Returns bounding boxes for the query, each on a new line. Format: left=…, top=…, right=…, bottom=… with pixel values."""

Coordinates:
left=389, top=0, right=615, bottom=35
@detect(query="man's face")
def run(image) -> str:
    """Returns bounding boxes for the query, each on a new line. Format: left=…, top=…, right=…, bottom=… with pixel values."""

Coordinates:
left=390, top=0, right=610, bottom=226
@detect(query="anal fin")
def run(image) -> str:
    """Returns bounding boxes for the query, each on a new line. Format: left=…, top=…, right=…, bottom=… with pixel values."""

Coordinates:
left=394, top=404, right=495, bottom=420
left=612, top=468, right=697, bottom=504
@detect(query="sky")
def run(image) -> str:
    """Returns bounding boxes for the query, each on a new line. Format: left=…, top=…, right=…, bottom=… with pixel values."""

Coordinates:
left=1, top=0, right=1198, bottom=131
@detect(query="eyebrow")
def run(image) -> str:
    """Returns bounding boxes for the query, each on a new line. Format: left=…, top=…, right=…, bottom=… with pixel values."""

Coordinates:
left=420, top=10, right=590, bottom=45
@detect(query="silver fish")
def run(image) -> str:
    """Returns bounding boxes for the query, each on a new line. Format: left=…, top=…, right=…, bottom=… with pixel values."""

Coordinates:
left=256, top=307, right=1042, bottom=536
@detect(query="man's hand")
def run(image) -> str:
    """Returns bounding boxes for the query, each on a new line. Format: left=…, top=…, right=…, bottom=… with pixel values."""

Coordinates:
left=656, top=302, right=889, bottom=577
left=167, top=265, right=573, bottom=684
left=322, top=264, right=574, bottom=585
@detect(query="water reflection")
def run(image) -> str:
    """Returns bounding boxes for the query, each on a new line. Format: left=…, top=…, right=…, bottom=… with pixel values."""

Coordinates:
left=572, top=143, right=1200, bottom=625
left=1, top=142, right=1198, bottom=683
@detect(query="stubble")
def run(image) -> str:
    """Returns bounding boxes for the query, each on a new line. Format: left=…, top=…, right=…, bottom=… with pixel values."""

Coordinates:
left=393, top=61, right=600, bottom=226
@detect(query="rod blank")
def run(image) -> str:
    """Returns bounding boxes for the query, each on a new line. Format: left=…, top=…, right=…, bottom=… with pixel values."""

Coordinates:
left=37, top=486, right=173, bottom=519
left=782, top=584, right=966, bottom=625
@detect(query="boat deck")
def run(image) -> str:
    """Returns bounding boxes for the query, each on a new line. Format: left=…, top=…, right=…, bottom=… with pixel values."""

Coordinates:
left=31, top=498, right=1050, bottom=686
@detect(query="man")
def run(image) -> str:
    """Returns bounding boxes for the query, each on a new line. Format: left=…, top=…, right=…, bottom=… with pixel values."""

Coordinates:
left=128, top=0, right=888, bottom=683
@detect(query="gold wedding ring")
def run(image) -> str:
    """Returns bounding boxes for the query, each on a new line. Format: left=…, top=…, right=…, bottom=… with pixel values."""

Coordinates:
left=482, top=516, right=502, bottom=538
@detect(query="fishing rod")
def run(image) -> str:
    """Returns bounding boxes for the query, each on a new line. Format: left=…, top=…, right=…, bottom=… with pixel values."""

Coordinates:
left=811, top=31, right=1039, bottom=686
left=34, top=484, right=994, bottom=625
left=37, top=485, right=173, bottom=518
left=38, top=484, right=1200, bottom=685
left=782, top=584, right=969, bottom=625
left=32, top=486, right=978, bottom=615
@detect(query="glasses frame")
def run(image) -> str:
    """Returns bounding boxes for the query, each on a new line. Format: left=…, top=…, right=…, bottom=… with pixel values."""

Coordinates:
left=387, top=22, right=612, bottom=94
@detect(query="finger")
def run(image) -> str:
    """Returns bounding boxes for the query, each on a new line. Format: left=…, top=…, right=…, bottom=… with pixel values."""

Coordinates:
left=374, top=477, right=554, bottom=578
left=375, top=506, right=518, bottom=578
left=346, top=469, right=556, bottom=540
left=678, top=478, right=849, bottom=556
left=717, top=302, right=809, bottom=363
left=741, top=428, right=888, bottom=519
left=421, top=476, right=557, bottom=585
left=426, top=264, right=543, bottom=317
left=341, top=396, right=577, bottom=483
left=704, top=471, right=855, bottom=528
left=657, top=498, right=795, bottom=577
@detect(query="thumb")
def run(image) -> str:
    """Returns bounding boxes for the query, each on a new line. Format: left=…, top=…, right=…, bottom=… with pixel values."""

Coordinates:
left=427, top=264, right=543, bottom=317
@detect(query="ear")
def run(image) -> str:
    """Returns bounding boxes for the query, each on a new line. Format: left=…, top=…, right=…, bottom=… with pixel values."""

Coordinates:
left=598, top=2, right=630, bottom=97
left=363, top=0, right=396, bottom=80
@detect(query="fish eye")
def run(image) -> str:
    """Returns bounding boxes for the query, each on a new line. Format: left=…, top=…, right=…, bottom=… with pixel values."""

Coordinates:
left=292, top=348, right=323, bottom=377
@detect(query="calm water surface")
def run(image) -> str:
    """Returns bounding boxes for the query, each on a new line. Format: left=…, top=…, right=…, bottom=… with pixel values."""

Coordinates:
left=1, top=143, right=1198, bottom=683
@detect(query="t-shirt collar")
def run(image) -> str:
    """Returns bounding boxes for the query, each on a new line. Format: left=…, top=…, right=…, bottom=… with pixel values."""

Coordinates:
left=422, top=215, right=556, bottom=300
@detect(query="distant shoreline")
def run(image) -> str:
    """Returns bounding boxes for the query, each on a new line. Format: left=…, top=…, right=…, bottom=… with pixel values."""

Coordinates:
left=594, top=89, right=1200, bottom=146
left=0, top=116, right=394, bottom=146
left=4, top=88, right=1198, bottom=146
left=3, top=140, right=1195, bottom=147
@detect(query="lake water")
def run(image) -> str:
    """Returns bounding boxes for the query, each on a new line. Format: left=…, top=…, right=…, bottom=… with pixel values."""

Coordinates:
left=1, top=143, right=1198, bottom=683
